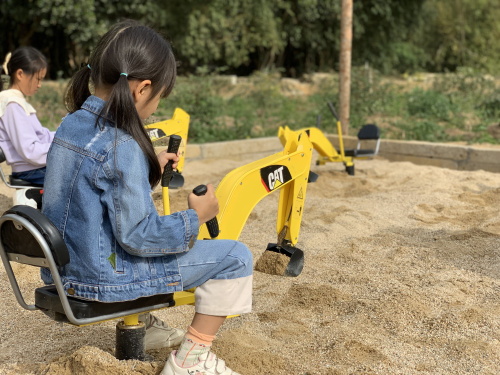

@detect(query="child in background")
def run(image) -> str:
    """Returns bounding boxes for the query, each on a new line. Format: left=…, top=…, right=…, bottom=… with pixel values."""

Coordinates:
left=0, top=47, right=54, bottom=186
left=41, top=20, right=252, bottom=375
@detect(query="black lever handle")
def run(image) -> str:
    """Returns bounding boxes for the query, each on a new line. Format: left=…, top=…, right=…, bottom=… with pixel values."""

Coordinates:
left=327, top=102, right=339, bottom=121
left=192, top=184, right=219, bottom=239
left=161, top=135, right=182, bottom=188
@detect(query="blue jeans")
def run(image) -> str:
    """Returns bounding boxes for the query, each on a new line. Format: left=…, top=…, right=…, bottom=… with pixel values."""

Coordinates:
left=177, top=239, right=253, bottom=290
left=12, top=167, right=46, bottom=186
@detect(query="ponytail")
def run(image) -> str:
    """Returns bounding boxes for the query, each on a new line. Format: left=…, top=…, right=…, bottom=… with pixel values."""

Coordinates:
left=1, top=52, right=12, bottom=91
left=64, top=64, right=92, bottom=113
left=101, top=72, right=162, bottom=187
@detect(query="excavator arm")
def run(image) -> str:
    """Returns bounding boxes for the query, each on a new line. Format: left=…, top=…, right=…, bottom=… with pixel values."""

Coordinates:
left=198, top=128, right=313, bottom=248
left=279, top=125, right=355, bottom=175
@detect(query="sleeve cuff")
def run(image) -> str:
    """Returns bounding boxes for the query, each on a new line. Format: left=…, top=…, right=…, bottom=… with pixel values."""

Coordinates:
left=183, top=208, right=200, bottom=250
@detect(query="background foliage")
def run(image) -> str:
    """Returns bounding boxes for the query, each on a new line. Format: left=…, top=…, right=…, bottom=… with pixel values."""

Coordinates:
left=30, top=69, right=500, bottom=145
left=2, top=0, right=500, bottom=78
left=2, top=0, right=500, bottom=144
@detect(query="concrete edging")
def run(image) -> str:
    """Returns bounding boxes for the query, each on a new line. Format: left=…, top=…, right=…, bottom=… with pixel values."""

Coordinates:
left=155, top=135, right=500, bottom=174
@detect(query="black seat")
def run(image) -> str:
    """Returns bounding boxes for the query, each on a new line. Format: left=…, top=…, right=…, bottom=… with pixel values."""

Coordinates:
left=342, top=124, right=381, bottom=158
left=36, top=285, right=175, bottom=322
left=9, top=175, right=43, bottom=187
left=0, top=205, right=175, bottom=326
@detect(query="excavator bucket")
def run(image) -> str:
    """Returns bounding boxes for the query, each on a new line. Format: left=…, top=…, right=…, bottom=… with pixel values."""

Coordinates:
left=260, top=241, right=304, bottom=277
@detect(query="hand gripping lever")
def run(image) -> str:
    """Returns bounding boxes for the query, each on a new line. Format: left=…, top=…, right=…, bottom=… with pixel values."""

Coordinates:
left=192, top=184, right=219, bottom=239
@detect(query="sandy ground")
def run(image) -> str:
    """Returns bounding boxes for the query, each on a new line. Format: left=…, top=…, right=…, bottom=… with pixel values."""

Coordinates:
left=0, top=152, right=499, bottom=375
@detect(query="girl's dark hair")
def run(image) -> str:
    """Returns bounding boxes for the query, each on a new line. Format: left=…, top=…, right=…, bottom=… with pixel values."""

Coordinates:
left=1, top=47, right=47, bottom=91
left=65, top=20, right=177, bottom=188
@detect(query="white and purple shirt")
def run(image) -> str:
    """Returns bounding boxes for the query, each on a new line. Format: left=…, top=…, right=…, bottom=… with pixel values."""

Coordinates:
left=0, top=89, right=55, bottom=172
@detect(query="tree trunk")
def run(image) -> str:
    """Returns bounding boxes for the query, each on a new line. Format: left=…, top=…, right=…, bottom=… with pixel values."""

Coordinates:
left=339, top=0, right=353, bottom=135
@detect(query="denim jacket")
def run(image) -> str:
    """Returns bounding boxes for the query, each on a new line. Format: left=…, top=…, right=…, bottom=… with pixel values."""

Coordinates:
left=41, top=96, right=199, bottom=302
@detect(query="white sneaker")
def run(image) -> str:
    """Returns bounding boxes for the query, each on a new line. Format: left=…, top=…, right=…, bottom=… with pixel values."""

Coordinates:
left=161, top=350, right=241, bottom=375
left=141, top=313, right=185, bottom=350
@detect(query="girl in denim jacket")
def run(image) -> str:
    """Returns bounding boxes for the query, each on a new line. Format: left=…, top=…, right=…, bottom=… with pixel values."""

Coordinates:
left=42, top=20, right=252, bottom=375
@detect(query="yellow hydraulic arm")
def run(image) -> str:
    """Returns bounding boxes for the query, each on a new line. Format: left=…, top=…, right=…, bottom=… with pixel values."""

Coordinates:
left=198, top=129, right=314, bottom=248
left=279, top=125, right=354, bottom=175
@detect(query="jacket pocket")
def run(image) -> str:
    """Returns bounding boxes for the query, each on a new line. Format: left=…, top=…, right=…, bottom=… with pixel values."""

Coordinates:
left=109, top=240, right=124, bottom=273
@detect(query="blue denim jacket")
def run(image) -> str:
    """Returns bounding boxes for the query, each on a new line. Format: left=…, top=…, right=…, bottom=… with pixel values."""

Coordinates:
left=41, top=96, right=199, bottom=302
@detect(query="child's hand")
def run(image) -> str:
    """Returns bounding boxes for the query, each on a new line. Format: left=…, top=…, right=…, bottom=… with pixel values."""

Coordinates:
left=157, top=150, right=179, bottom=174
left=188, top=184, right=219, bottom=225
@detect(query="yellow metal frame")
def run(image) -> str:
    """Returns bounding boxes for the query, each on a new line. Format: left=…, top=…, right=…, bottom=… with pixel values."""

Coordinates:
left=121, top=290, right=197, bottom=327
left=32, top=115, right=315, bottom=328
left=145, top=108, right=190, bottom=174
left=278, top=123, right=354, bottom=168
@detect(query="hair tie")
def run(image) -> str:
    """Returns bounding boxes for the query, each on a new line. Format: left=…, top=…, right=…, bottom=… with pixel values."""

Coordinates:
left=87, top=64, right=91, bottom=70
left=120, top=72, right=128, bottom=77
left=2, top=52, right=12, bottom=75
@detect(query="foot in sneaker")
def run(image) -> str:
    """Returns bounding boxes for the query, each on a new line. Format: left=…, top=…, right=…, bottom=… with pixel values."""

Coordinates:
left=161, top=350, right=241, bottom=375
left=140, top=313, right=185, bottom=350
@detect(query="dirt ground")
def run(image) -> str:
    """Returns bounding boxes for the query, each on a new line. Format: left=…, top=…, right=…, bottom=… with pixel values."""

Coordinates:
left=0, top=152, right=499, bottom=375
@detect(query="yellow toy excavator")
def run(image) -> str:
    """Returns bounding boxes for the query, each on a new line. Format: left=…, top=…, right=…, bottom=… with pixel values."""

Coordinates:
left=278, top=102, right=356, bottom=175
left=279, top=102, right=381, bottom=175
left=162, top=129, right=314, bottom=279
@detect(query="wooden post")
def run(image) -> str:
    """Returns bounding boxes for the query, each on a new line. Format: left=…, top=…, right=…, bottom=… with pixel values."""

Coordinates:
left=339, top=0, right=353, bottom=135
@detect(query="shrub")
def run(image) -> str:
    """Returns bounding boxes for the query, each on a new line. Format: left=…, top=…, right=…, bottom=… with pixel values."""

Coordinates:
left=399, top=120, right=450, bottom=142
left=407, top=88, right=455, bottom=121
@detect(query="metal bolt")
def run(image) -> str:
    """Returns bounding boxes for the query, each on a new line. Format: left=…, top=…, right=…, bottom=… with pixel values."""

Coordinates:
left=14, top=224, right=22, bottom=230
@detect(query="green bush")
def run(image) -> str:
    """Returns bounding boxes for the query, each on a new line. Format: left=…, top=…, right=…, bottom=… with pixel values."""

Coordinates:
left=477, top=90, right=500, bottom=119
left=407, top=88, right=455, bottom=121
left=398, top=120, right=450, bottom=142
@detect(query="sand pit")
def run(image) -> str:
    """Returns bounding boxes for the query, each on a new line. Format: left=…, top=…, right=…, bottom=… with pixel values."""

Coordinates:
left=0, top=153, right=499, bottom=375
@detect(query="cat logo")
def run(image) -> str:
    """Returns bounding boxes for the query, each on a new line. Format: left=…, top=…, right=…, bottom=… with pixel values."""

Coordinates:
left=260, top=165, right=292, bottom=192
left=146, top=128, right=166, bottom=141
